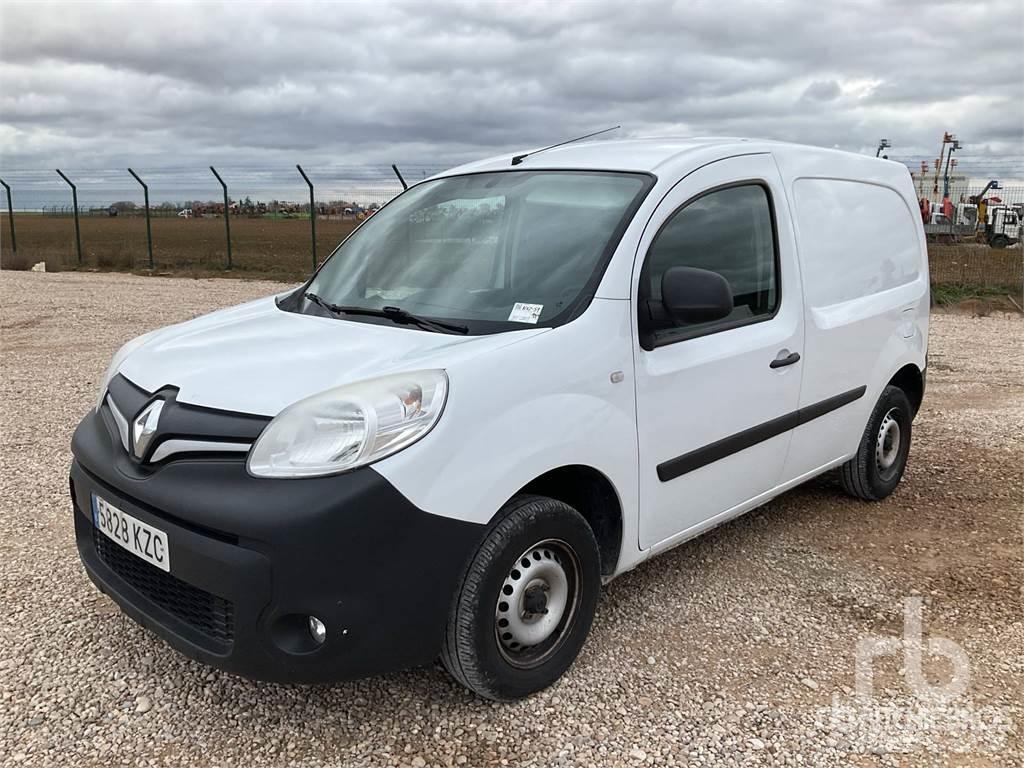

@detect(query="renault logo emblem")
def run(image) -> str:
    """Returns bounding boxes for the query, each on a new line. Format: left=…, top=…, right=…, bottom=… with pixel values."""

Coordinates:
left=132, top=399, right=164, bottom=459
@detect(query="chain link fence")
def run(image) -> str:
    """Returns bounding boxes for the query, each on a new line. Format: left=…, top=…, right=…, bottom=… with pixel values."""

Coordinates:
left=0, top=166, right=413, bottom=275
left=911, top=181, right=1023, bottom=304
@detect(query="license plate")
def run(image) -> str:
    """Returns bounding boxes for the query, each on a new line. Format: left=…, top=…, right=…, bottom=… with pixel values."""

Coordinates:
left=92, top=494, right=171, bottom=572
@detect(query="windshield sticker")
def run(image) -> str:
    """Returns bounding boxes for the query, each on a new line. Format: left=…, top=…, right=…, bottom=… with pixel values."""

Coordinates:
left=508, top=302, right=543, bottom=324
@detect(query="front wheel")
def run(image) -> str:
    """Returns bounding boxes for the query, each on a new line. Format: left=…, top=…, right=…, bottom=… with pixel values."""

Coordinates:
left=441, top=495, right=601, bottom=700
left=839, top=385, right=913, bottom=501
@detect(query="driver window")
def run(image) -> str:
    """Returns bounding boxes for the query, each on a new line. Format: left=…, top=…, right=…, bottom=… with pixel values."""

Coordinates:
left=639, top=183, right=778, bottom=343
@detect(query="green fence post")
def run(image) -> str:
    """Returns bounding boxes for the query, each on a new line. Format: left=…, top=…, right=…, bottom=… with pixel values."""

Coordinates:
left=128, top=168, right=154, bottom=269
left=0, top=179, right=15, bottom=258
left=296, top=164, right=317, bottom=271
left=210, top=166, right=232, bottom=270
left=391, top=163, right=408, bottom=190
left=55, top=169, right=83, bottom=264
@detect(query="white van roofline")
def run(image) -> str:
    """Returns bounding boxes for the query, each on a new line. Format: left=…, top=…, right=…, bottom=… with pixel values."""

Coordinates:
left=432, top=136, right=908, bottom=182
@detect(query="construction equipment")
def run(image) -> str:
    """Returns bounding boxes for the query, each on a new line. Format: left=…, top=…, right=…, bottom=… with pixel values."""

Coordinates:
left=970, top=179, right=1001, bottom=206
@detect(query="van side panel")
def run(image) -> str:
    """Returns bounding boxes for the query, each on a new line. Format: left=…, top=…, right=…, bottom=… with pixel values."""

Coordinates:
left=796, top=179, right=921, bottom=305
left=777, top=165, right=928, bottom=483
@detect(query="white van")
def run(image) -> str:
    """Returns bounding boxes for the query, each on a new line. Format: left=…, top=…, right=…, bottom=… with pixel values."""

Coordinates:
left=70, top=138, right=929, bottom=700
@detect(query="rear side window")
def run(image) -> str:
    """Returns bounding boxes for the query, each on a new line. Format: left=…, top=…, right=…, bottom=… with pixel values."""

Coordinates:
left=792, top=178, right=920, bottom=307
left=639, top=183, right=778, bottom=344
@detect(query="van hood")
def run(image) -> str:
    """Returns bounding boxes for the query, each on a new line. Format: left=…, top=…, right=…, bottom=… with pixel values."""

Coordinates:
left=117, top=295, right=546, bottom=416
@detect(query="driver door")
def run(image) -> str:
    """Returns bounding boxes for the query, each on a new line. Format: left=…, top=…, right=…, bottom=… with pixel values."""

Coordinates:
left=633, top=154, right=805, bottom=550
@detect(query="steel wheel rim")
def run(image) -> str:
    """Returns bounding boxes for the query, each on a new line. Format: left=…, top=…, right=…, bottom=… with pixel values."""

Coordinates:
left=495, top=539, right=581, bottom=669
left=875, top=408, right=901, bottom=473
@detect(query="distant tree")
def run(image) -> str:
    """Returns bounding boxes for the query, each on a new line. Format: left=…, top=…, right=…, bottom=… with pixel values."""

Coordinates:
left=110, top=201, right=137, bottom=212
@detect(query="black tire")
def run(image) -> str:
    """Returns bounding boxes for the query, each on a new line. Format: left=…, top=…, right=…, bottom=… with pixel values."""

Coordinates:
left=441, top=494, right=601, bottom=701
left=990, top=235, right=1009, bottom=249
left=839, top=385, right=913, bottom=501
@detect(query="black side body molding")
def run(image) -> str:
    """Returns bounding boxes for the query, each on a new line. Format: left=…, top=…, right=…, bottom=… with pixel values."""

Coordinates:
left=657, top=385, right=867, bottom=482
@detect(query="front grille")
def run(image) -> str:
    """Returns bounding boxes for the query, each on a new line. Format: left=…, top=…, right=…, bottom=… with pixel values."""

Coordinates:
left=93, top=529, right=234, bottom=647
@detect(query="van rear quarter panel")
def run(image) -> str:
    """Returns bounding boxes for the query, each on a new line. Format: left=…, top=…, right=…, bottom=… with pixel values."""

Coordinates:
left=773, top=151, right=929, bottom=480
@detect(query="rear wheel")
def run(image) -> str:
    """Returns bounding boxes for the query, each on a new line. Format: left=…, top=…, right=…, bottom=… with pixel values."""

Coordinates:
left=990, top=234, right=1009, bottom=249
left=441, top=495, right=601, bottom=700
left=839, top=385, right=913, bottom=501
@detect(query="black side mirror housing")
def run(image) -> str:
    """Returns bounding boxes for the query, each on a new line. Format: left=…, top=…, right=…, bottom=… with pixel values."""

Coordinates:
left=661, top=266, right=733, bottom=325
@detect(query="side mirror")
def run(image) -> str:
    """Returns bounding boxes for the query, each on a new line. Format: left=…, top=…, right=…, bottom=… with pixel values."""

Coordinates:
left=661, top=266, right=733, bottom=324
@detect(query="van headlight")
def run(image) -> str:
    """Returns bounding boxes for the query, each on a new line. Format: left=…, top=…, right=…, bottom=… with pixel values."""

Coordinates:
left=247, top=370, right=448, bottom=478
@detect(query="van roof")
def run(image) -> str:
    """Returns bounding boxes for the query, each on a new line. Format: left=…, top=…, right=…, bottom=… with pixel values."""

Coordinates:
left=436, top=136, right=896, bottom=178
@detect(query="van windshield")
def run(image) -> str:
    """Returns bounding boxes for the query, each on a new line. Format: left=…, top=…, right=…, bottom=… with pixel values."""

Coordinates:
left=301, top=171, right=652, bottom=334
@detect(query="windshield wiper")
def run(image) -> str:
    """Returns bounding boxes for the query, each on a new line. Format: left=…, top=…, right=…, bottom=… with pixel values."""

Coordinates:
left=305, top=293, right=469, bottom=334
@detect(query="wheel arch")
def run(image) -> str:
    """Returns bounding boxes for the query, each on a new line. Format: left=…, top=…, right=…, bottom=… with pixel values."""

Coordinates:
left=888, top=362, right=924, bottom=417
left=512, top=464, right=624, bottom=576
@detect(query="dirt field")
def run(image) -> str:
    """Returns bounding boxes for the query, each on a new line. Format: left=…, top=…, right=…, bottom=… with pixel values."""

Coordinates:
left=2, top=214, right=1021, bottom=295
left=1, top=214, right=360, bottom=280
left=1, top=271, right=1021, bottom=767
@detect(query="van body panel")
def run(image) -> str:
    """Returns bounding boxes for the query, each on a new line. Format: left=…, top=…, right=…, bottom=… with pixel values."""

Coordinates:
left=772, top=152, right=928, bottom=481
left=373, top=298, right=641, bottom=559
left=118, top=296, right=547, bottom=417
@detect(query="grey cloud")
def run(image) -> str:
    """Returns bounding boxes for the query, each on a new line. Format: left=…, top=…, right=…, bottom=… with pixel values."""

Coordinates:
left=801, top=81, right=841, bottom=102
left=1, top=0, right=1021, bottom=177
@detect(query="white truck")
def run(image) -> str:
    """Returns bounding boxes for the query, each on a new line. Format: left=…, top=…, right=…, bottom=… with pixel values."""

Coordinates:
left=984, top=205, right=1021, bottom=248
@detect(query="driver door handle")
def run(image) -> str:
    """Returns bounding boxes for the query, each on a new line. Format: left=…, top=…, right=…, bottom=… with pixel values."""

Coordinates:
left=770, top=351, right=801, bottom=369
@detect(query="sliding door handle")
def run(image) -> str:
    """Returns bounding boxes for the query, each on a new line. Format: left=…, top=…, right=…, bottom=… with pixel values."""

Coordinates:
left=770, top=351, right=801, bottom=369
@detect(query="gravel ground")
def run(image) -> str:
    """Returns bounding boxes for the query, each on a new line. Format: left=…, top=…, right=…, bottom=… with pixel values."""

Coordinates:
left=1, top=271, right=1021, bottom=767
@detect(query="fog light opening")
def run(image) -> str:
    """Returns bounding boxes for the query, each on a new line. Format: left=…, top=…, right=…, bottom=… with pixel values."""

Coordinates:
left=308, top=615, right=327, bottom=645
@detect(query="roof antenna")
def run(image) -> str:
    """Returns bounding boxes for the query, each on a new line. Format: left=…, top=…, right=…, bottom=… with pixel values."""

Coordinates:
left=511, top=126, right=621, bottom=166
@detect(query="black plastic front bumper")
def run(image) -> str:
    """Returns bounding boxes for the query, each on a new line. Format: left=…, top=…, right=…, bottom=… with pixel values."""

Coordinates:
left=70, top=401, right=485, bottom=683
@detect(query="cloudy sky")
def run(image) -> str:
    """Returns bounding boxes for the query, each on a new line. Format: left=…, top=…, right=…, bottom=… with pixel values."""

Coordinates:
left=1, top=0, right=1022, bottom=202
